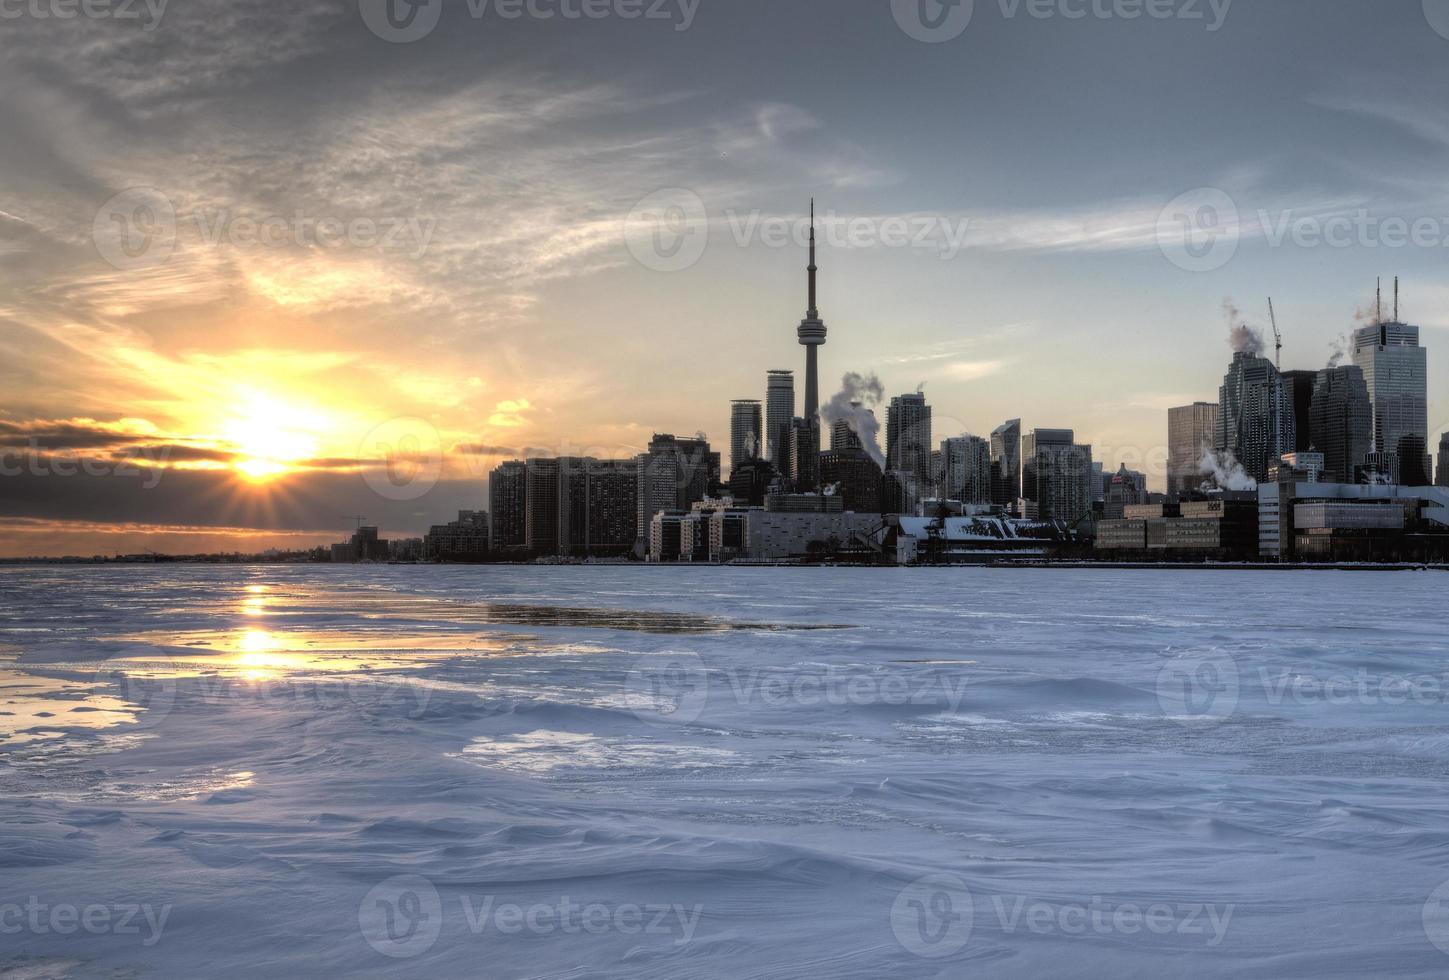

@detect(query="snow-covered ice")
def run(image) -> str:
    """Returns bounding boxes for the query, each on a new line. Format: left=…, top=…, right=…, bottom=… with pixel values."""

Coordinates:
left=3, top=565, right=1449, bottom=977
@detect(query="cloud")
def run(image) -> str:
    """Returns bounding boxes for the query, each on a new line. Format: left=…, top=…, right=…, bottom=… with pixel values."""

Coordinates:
left=941, top=360, right=1006, bottom=381
left=453, top=444, right=520, bottom=457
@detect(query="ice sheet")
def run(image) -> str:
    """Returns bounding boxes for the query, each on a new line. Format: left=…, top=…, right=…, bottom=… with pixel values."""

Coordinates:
left=2, top=565, right=1448, bottom=977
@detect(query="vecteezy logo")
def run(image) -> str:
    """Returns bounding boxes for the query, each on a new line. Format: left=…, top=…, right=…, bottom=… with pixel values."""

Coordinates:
left=358, top=417, right=444, bottom=502
left=359, top=0, right=443, bottom=42
left=890, top=873, right=973, bottom=958
left=1156, top=187, right=1240, bottom=273
left=1424, top=880, right=1449, bottom=955
left=623, top=188, right=708, bottom=272
left=93, top=187, right=177, bottom=271
left=92, top=650, right=178, bottom=732
left=1426, top=0, right=1449, bottom=41
left=891, top=0, right=974, bottom=43
left=1156, top=650, right=1240, bottom=726
left=359, top=874, right=443, bottom=959
left=624, top=652, right=709, bottom=725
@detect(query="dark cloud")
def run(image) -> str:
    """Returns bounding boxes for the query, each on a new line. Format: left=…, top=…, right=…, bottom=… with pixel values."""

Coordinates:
left=452, top=443, right=519, bottom=456
left=0, top=466, right=485, bottom=540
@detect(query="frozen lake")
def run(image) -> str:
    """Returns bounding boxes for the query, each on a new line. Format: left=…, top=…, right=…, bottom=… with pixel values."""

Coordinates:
left=3, top=564, right=1449, bottom=977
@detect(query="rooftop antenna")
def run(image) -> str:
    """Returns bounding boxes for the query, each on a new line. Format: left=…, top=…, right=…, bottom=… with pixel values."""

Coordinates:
left=1376, top=278, right=1382, bottom=325
left=1268, top=298, right=1282, bottom=370
left=1394, top=276, right=1400, bottom=322
left=806, top=197, right=817, bottom=318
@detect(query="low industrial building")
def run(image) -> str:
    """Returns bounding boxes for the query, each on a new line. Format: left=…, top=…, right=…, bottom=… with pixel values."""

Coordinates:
left=1259, top=479, right=1449, bottom=562
left=647, top=506, right=882, bottom=563
left=890, top=515, right=1081, bottom=565
left=1095, top=494, right=1259, bottom=560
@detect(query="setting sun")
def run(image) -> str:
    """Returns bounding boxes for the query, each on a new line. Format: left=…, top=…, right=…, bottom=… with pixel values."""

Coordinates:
left=221, top=390, right=324, bottom=482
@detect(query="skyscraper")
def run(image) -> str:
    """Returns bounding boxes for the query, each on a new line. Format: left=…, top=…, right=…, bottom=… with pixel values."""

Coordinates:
left=1309, top=366, right=1372, bottom=485
left=886, top=393, right=933, bottom=492
left=832, top=404, right=865, bottom=451
left=1438, top=433, right=1448, bottom=488
left=990, top=419, right=1022, bottom=510
left=790, top=417, right=820, bottom=492
left=729, top=399, right=762, bottom=473
left=1280, top=370, right=1318, bottom=453
left=939, top=435, right=992, bottom=505
left=765, top=370, right=795, bottom=478
left=488, top=460, right=527, bottom=553
left=1021, top=429, right=1094, bottom=523
left=636, top=433, right=720, bottom=552
left=1167, top=402, right=1219, bottom=500
left=1217, top=351, right=1294, bottom=485
left=524, top=457, right=563, bottom=555
left=795, top=200, right=827, bottom=491
left=819, top=448, right=883, bottom=513
left=582, top=458, right=638, bottom=556
left=1352, top=311, right=1428, bottom=484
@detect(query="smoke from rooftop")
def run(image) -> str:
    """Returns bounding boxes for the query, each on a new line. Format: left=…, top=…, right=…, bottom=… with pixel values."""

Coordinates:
left=821, top=372, right=886, bottom=468
left=1198, top=448, right=1257, bottom=492
left=1224, top=298, right=1265, bottom=356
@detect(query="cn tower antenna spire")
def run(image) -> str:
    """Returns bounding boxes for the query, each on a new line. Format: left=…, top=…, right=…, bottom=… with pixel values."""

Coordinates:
left=807, top=198, right=818, bottom=318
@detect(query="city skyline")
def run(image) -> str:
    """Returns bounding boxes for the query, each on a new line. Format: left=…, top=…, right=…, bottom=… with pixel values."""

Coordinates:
left=5, top=0, right=1449, bottom=556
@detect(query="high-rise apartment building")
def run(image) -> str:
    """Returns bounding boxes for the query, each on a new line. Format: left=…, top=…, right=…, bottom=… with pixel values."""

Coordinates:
left=939, top=435, right=992, bottom=505
left=765, top=370, right=795, bottom=478
left=886, top=393, right=933, bottom=492
left=1021, top=429, right=1094, bottom=523
left=832, top=404, right=865, bottom=451
left=730, top=400, right=763, bottom=473
left=514, top=457, right=640, bottom=558
left=790, top=416, right=820, bottom=491
left=582, top=458, right=639, bottom=555
left=488, top=460, right=528, bottom=553
left=1309, top=366, right=1372, bottom=485
left=1217, top=352, right=1294, bottom=485
left=524, top=457, right=564, bottom=555
left=636, top=433, right=720, bottom=551
left=990, top=419, right=1022, bottom=510
left=1167, top=402, right=1219, bottom=500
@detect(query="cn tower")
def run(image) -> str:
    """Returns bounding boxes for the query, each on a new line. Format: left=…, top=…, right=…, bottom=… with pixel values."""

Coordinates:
left=797, top=199, right=827, bottom=423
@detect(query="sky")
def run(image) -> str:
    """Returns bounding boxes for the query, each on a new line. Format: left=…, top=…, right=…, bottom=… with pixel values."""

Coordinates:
left=3, top=0, right=1449, bottom=556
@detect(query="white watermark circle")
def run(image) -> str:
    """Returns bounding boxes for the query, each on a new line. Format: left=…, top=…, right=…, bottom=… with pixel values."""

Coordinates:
left=891, top=0, right=975, bottom=43
left=358, top=417, right=444, bottom=502
left=1425, top=0, right=1449, bottom=41
left=92, top=650, right=178, bottom=732
left=1424, top=879, right=1449, bottom=955
left=359, top=0, right=443, bottom=42
left=624, top=188, right=708, bottom=272
left=93, top=187, right=177, bottom=271
left=1156, top=187, right=1240, bottom=273
left=359, top=874, right=444, bottom=958
left=1156, top=650, right=1240, bottom=726
left=624, top=652, right=709, bottom=725
left=890, top=873, right=974, bottom=958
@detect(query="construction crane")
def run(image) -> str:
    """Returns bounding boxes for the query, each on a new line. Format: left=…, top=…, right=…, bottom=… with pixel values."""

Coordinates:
left=342, top=515, right=368, bottom=531
left=1267, top=298, right=1282, bottom=370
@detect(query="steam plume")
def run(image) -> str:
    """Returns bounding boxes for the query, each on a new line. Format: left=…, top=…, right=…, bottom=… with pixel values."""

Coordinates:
left=821, top=372, right=885, bottom=468
left=1198, top=448, right=1257, bottom=492
left=1224, top=298, right=1265, bottom=356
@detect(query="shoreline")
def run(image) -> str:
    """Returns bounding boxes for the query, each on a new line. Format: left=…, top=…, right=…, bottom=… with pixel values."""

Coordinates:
left=1, top=559, right=1445, bottom=572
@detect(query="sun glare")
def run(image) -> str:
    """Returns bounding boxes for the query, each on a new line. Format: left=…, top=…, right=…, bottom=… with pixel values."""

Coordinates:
left=221, top=391, right=323, bottom=483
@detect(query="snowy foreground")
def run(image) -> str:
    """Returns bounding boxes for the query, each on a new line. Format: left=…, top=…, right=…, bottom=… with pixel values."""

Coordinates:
left=4, top=565, right=1449, bottom=978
